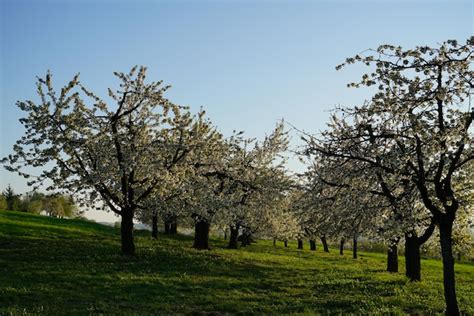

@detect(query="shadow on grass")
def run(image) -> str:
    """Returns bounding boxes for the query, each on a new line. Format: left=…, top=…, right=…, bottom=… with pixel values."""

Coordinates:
left=1, top=231, right=283, bottom=314
left=1, top=211, right=473, bottom=314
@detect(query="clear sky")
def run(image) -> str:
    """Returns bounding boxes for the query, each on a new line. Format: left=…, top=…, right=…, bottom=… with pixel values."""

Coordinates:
left=1, top=0, right=472, bottom=221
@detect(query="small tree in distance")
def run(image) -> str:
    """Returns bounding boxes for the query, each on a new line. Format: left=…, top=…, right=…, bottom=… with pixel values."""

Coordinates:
left=2, top=184, right=20, bottom=211
left=0, top=195, right=7, bottom=210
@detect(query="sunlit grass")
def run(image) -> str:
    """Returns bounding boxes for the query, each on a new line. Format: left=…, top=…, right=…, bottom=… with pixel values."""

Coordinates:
left=0, top=210, right=473, bottom=314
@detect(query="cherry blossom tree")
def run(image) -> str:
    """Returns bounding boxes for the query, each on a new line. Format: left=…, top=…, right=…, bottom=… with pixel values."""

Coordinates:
left=181, top=123, right=290, bottom=250
left=3, top=66, right=213, bottom=256
left=304, top=38, right=472, bottom=314
left=265, top=198, right=301, bottom=248
left=220, top=123, right=291, bottom=249
left=299, top=157, right=386, bottom=257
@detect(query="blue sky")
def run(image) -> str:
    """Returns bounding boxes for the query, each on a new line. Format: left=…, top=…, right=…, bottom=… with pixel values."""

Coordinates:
left=0, top=0, right=472, bottom=220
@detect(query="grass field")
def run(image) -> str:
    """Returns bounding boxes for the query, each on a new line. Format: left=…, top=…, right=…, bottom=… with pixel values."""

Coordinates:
left=0, top=210, right=473, bottom=314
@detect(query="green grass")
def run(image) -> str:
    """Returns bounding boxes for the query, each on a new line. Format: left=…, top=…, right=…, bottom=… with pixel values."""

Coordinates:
left=1, top=210, right=473, bottom=315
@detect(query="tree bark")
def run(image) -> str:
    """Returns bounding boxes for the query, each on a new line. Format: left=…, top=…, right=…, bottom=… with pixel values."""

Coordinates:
left=297, top=239, right=303, bottom=250
left=228, top=225, right=239, bottom=249
left=339, top=238, right=345, bottom=255
left=273, top=238, right=276, bottom=246
left=164, top=216, right=178, bottom=234
left=170, top=220, right=177, bottom=234
left=404, top=234, right=421, bottom=281
left=151, top=212, right=158, bottom=239
left=164, top=219, right=171, bottom=234
left=439, top=217, right=460, bottom=315
left=310, top=239, right=316, bottom=251
left=321, top=236, right=329, bottom=252
left=120, top=210, right=135, bottom=256
left=352, top=236, right=358, bottom=259
left=387, top=242, right=399, bottom=273
left=193, top=219, right=210, bottom=250
left=284, top=240, right=288, bottom=248
left=240, top=231, right=253, bottom=247
left=404, top=221, right=436, bottom=281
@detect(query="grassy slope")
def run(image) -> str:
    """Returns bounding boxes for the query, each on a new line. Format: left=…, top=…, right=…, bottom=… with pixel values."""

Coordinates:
left=0, top=210, right=473, bottom=315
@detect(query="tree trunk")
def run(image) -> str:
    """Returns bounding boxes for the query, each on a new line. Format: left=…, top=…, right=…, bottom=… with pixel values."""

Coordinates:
left=240, top=231, right=253, bottom=247
left=273, top=238, right=276, bottom=246
left=151, top=212, right=158, bottom=239
left=352, top=236, right=358, bottom=259
left=193, top=220, right=210, bottom=250
left=164, top=219, right=171, bottom=235
left=170, top=219, right=178, bottom=234
left=321, top=236, right=329, bottom=252
left=120, top=210, right=135, bottom=256
left=228, top=225, right=239, bottom=249
left=297, top=239, right=303, bottom=250
left=404, top=234, right=421, bottom=281
left=310, top=239, right=316, bottom=251
left=339, top=238, right=345, bottom=255
left=224, top=230, right=227, bottom=240
left=163, top=216, right=178, bottom=234
left=439, top=217, right=459, bottom=315
left=284, top=240, right=288, bottom=247
left=387, top=243, right=399, bottom=273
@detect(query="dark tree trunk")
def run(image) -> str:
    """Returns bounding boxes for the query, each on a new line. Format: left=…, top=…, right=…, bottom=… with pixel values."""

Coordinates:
left=164, top=219, right=171, bottom=234
left=387, top=242, right=399, bottom=273
left=404, top=221, right=436, bottom=281
left=228, top=225, right=239, bottom=249
left=151, top=212, right=158, bottom=239
left=310, top=239, right=316, bottom=251
left=224, top=230, right=227, bottom=240
left=439, top=217, right=459, bottom=315
left=297, top=239, right=303, bottom=250
left=163, top=216, right=178, bottom=234
left=352, top=236, right=358, bottom=259
left=321, top=236, right=329, bottom=253
left=457, top=252, right=461, bottom=262
left=339, top=238, right=345, bottom=255
left=193, top=220, right=210, bottom=250
left=120, top=210, right=135, bottom=256
left=240, top=231, right=253, bottom=247
left=273, top=238, right=276, bottom=246
left=404, top=234, right=421, bottom=281
left=170, top=220, right=178, bottom=234
left=284, top=240, right=288, bottom=247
